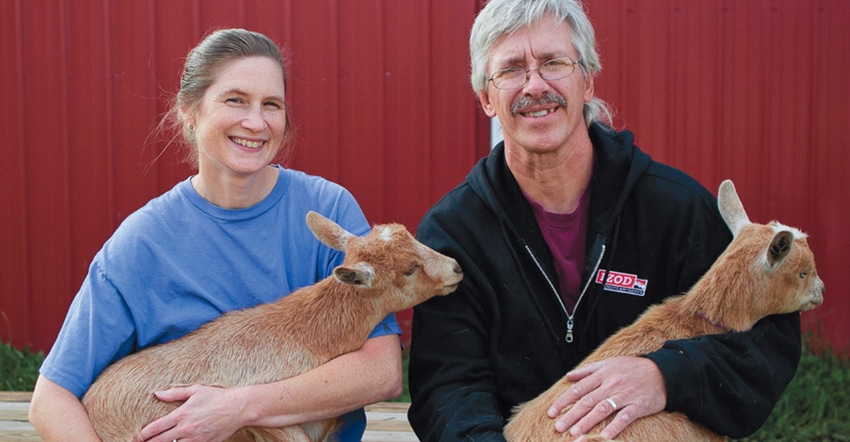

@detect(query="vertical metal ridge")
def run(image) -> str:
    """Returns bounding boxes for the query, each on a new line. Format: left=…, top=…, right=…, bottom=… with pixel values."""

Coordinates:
left=103, top=0, right=117, bottom=233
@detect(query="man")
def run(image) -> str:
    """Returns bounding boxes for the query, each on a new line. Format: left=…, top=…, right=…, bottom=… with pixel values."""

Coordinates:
left=408, top=0, right=801, bottom=440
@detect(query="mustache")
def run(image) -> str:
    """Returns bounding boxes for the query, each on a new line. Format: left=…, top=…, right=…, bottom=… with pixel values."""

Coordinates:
left=510, top=93, right=568, bottom=116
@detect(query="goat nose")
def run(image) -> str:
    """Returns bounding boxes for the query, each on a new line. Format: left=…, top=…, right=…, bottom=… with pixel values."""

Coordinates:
left=453, top=262, right=462, bottom=275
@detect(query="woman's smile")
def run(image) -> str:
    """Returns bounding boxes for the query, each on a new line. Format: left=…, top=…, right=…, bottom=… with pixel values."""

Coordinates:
left=231, top=136, right=265, bottom=149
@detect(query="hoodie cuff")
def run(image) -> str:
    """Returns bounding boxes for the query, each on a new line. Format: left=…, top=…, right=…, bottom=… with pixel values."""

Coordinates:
left=641, top=345, right=701, bottom=415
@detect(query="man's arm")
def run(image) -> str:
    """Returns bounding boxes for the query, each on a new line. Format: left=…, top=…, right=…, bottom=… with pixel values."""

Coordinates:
left=548, top=356, right=667, bottom=439
left=546, top=308, right=800, bottom=440
left=408, top=290, right=508, bottom=442
left=647, top=312, right=801, bottom=437
left=408, top=215, right=508, bottom=441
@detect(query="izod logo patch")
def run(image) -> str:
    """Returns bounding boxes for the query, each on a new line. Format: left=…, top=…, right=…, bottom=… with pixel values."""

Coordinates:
left=595, top=269, right=648, bottom=297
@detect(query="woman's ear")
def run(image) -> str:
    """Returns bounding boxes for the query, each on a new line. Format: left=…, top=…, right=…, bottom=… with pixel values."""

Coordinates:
left=178, top=107, right=194, bottom=129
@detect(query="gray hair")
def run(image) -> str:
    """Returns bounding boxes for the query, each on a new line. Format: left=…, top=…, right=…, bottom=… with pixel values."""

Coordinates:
left=163, top=28, right=294, bottom=167
left=470, top=0, right=612, bottom=127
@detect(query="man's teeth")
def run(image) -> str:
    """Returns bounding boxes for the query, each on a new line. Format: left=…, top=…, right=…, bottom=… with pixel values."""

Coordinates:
left=524, top=109, right=552, bottom=118
left=233, top=137, right=263, bottom=148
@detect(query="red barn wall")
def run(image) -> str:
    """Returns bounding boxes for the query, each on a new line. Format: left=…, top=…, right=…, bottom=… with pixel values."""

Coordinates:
left=1, top=0, right=847, bottom=355
left=584, top=0, right=850, bottom=353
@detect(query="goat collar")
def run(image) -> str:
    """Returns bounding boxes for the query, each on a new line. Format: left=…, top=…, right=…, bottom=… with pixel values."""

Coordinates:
left=698, top=312, right=738, bottom=333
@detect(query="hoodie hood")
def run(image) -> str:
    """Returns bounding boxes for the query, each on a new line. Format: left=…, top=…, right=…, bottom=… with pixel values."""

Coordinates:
left=466, top=123, right=652, bottom=239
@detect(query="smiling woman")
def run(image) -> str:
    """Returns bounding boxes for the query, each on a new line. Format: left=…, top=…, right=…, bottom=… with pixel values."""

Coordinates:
left=28, top=28, right=403, bottom=442
left=184, top=56, right=289, bottom=209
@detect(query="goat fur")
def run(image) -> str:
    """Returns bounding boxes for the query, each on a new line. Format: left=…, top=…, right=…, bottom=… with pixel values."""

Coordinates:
left=503, top=180, right=824, bottom=442
left=82, top=211, right=463, bottom=442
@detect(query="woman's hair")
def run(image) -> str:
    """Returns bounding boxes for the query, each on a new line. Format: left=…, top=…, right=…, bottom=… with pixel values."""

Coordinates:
left=469, top=0, right=612, bottom=127
left=162, top=28, right=294, bottom=167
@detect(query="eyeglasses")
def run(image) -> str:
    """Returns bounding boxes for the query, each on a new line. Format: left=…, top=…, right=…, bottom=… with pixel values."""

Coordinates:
left=486, top=57, right=582, bottom=90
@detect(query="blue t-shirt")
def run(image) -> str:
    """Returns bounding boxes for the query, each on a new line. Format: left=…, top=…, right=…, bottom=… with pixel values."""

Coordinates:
left=40, top=165, right=400, bottom=440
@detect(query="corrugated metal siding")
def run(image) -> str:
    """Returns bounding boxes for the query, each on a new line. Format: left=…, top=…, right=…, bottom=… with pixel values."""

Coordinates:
left=586, top=0, right=850, bottom=352
left=2, top=0, right=848, bottom=354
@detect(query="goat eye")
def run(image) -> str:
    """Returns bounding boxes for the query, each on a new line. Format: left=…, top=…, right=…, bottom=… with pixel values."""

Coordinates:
left=799, top=271, right=808, bottom=279
left=405, top=263, right=420, bottom=276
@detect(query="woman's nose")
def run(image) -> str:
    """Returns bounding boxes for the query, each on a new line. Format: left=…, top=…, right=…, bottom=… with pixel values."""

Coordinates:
left=241, top=105, right=267, bottom=131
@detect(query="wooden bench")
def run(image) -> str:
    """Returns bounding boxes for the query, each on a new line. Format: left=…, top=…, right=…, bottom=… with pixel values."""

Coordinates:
left=0, top=392, right=417, bottom=441
left=0, top=392, right=36, bottom=441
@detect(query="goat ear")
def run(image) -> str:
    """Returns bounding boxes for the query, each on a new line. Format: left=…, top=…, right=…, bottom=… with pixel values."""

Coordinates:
left=717, top=180, right=751, bottom=237
left=333, top=263, right=375, bottom=288
left=766, top=230, right=794, bottom=270
left=306, top=211, right=355, bottom=251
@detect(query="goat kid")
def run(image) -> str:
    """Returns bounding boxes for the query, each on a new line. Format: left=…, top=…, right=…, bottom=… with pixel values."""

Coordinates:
left=504, top=180, right=824, bottom=442
left=82, top=211, right=463, bottom=442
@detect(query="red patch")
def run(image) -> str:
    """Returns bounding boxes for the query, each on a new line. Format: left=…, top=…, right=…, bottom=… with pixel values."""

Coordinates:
left=595, top=270, right=648, bottom=297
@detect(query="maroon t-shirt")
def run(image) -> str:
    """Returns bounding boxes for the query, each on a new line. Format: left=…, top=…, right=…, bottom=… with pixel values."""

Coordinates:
left=524, top=185, right=590, bottom=313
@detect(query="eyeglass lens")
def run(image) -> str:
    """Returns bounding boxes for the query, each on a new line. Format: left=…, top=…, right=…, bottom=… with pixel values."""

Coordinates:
left=490, top=58, right=578, bottom=90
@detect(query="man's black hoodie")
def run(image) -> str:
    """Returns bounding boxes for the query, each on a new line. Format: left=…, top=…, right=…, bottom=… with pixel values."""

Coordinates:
left=408, top=124, right=801, bottom=441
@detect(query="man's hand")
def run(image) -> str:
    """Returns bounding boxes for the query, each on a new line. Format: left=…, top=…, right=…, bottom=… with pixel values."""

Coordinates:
left=546, top=356, right=667, bottom=440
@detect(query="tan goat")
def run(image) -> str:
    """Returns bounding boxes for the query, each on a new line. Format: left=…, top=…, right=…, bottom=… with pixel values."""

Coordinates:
left=504, top=180, right=824, bottom=442
left=82, top=211, right=463, bottom=442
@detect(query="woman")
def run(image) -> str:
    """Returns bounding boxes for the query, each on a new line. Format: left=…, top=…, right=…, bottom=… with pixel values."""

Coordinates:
left=29, top=28, right=402, bottom=442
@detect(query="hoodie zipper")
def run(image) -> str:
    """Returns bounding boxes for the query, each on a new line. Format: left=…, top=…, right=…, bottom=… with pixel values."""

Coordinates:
left=524, top=243, right=606, bottom=344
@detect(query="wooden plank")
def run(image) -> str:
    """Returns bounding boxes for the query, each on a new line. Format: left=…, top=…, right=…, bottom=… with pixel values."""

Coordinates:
left=365, top=401, right=410, bottom=413
left=0, top=394, right=39, bottom=441
left=0, top=397, right=416, bottom=441
left=0, top=393, right=32, bottom=402
left=0, top=423, right=41, bottom=442
left=0, top=402, right=29, bottom=421
left=362, top=430, right=419, bottom=442
left=363, top=411, right=413, bottom=432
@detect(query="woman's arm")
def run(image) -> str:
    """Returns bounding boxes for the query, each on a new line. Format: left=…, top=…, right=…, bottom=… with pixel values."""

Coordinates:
left=29, top=375, right=101, bottom=442
left=137, top=334, right=402, bottom=442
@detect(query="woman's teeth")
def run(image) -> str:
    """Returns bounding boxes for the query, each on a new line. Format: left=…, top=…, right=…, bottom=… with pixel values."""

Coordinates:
left=233, top=137, right=263, bottom=148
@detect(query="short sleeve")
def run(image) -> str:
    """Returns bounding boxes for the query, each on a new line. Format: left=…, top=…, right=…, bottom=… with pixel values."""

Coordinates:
left=39, top=259, right=137, bottom=398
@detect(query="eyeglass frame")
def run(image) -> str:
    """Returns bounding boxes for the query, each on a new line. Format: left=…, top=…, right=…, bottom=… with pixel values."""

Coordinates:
left=486, top=57, right=583, bottom=90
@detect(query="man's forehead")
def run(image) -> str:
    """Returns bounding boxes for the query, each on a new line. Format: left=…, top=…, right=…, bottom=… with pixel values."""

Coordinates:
left=487, top=17, right=575, bottom=67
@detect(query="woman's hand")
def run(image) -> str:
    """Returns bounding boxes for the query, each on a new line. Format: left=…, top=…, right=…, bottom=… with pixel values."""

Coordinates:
left=136, top=385, right=247, bottom=442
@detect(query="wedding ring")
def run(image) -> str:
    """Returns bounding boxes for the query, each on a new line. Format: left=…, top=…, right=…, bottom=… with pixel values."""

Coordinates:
left=605, top=397, right=618, bottom=410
